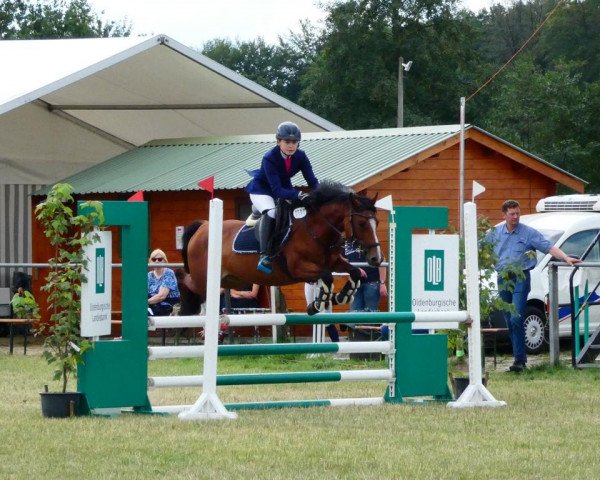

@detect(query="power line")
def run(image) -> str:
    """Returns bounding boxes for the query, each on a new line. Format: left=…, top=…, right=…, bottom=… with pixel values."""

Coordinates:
left=466, top=0, right=566, bottom=102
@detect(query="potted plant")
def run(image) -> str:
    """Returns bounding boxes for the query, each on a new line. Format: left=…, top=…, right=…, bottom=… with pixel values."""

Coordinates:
left=10, top=289, right=40, bottom=321
left=35, top=183, right=104, bottom=418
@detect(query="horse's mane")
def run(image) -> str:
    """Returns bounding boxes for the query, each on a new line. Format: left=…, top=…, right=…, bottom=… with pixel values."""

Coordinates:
left=308, top=180, right=376, bottom=212
left=308, top=180, right=353, bottom=207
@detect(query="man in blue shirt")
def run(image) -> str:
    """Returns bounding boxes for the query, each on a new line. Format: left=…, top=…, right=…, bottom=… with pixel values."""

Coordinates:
left=486, top=199, right=579, bottom=372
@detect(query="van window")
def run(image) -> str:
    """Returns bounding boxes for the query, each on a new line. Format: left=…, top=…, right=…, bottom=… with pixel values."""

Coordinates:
left=537, top=229, right=564, bottom=264
left=559, top=230, right=600, bottom=261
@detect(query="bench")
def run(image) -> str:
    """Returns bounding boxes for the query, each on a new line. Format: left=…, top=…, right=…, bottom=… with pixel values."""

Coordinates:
left=0, top=319, right=34, bottom=355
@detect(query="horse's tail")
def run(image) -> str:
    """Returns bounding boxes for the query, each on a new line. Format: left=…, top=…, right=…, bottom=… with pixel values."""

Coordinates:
left=179, top=220, right=205, bottom=316
left=181, top=220, right=204, bottom=273
left=178, top=275, right=202, bottom=316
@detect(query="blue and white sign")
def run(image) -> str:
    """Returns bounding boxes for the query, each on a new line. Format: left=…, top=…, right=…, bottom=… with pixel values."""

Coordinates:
left=81, top=230, right=112, bottom=337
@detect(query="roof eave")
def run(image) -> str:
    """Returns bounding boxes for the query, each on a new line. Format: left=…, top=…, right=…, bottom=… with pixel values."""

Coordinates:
left=468, top=127, right=587, bottom=192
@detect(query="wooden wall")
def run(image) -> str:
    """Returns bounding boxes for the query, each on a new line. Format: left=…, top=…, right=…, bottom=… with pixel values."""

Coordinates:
left=369, top=140, right=557, bottom=229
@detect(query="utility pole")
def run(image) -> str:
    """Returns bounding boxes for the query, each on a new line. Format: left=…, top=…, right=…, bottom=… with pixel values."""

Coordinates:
left=397, top=57, right=412, bottom=128
left=397, top=56, right=404, bottom=128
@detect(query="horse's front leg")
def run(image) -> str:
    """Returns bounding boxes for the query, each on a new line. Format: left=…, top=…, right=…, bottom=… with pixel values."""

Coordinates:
left=306, top=272, right=334, bottom=316
left=331, top=259, right=362, bottom=306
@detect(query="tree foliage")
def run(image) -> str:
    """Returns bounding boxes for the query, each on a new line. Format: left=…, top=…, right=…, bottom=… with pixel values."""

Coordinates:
left=0, top=0, right=130, bottom=39
left=4, top=0, right=600, bottom=192
left=201, top=20, right=322, bottom=104
left=197, top=0, right=600, bottom=192
left=299, top=0, right=485, bottom=128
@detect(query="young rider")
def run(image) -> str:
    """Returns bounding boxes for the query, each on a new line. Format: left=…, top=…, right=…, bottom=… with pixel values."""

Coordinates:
left=245, top=121, right=319, bottom=274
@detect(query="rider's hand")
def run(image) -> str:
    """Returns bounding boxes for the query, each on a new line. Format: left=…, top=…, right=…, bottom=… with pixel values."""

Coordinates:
left=298, top=192, right=310, bottom=202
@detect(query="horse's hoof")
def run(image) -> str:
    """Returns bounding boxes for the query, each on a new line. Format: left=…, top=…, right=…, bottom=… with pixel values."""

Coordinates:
left=307, top=303, right=319, bottom=316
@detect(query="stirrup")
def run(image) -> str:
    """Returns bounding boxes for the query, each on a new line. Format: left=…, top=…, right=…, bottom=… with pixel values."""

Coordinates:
left=257, top=255, right=272, bottom=274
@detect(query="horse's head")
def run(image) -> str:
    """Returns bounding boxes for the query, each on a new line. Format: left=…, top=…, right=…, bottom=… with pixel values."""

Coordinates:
left=299, top=180, right=383, bottom=266
left=349, top=193, right=384, bottom=267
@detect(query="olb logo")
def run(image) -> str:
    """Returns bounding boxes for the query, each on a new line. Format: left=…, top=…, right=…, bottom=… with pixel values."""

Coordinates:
left=95, top=247, right=105, bottom=294
left=424, top=249, right=444, bottom=291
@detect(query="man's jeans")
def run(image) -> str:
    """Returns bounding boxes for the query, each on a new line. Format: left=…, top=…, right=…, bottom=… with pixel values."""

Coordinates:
left=350, top=282, right=380, bottom=312
left=498, top=271, right=531, bottom=365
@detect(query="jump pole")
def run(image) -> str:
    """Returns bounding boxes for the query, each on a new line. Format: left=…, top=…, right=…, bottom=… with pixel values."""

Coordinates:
left=177, top=198, right=237, bottom=420
left=148, top=202, right=505, bottom=413
left=447, top=202, right=506, bottom=408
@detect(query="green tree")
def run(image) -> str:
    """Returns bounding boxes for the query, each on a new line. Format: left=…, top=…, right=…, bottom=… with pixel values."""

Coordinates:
left=299, top=0, right=485, bottom=129
left=0, top=0, right=130, bottom=39
left=479, top=54, right=599, bottom=190
left=476, top=0, right=551, bottom=63
left=536, top=0, right=600, bottom=82
left=201, top=20, right=323, bottom=104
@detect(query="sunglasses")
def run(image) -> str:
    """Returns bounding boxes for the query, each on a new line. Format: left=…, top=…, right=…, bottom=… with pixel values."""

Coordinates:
left=151, top=257, right=165, bottom=262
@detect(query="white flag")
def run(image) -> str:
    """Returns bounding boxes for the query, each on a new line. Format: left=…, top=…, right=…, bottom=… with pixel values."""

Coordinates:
left=472, top=181, right=486, bottom=201
left=374, top=195, right=393, bottom=211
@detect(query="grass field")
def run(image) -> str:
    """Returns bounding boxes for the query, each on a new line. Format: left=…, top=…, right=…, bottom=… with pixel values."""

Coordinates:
left=2, top=341, right=600, bottom=480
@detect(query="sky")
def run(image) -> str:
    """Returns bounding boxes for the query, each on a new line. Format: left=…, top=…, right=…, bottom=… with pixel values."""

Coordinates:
left=89, top=0, right=498, bottom=49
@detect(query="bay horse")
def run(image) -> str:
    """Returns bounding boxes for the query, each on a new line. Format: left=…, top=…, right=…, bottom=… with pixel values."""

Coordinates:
left=179, top=180, right=384, bottom=316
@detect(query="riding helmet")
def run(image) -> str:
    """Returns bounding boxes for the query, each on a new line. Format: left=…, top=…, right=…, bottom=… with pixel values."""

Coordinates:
left=276, top=121, right=301, bottom=142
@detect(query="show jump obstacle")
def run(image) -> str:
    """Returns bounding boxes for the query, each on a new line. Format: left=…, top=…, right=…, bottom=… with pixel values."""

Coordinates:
left=76, top=200, right=505, bottom=418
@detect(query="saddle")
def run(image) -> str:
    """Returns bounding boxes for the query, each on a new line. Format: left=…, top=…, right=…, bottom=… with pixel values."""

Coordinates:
left=234, top=200, right=294, bottom=254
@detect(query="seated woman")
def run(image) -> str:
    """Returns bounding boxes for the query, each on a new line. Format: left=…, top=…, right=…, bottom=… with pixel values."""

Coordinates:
left=147, top=249, right=180, bottom=316
left=220, top=283, right=260, bottom=312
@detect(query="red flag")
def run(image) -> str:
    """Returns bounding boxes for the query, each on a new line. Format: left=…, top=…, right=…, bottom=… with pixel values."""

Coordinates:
left=197, top=176, right=215, bottom=198
left=127, top=190, right=144, bottom=202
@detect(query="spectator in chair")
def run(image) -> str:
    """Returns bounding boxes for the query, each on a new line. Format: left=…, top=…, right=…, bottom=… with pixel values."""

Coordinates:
left=220, top=284, right=260, bottom=312
left=147, top=249, right=180, bottom=316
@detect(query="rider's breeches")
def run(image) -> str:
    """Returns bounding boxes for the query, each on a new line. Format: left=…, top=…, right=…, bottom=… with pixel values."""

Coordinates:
left=250, top=194, right=276, bottom=219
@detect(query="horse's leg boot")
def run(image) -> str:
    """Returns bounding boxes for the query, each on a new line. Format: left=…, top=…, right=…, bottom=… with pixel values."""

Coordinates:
left=257, top=215, right=275, bottom=274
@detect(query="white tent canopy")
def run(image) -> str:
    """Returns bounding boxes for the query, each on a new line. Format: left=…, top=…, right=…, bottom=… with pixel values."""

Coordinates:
left=0, top=35, right=340, bottom=184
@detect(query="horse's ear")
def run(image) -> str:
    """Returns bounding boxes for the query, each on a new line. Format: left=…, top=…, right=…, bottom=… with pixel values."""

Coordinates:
left=371, top=192, right=379, bottom=203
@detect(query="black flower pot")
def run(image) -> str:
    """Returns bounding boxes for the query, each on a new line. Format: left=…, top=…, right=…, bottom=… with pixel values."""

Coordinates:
left=452, top=376, right=487, bottom=399
left=40, top=392, right=83, bottom=418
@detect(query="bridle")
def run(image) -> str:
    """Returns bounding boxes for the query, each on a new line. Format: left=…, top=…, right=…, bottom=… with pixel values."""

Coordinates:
left=299, top=198, right=380, bottom=254
left=349, top=211, right=381, bottom=251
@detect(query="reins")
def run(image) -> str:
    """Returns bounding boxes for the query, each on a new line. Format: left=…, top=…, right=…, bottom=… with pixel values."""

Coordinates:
left=299, top=197, right=379, bottom=254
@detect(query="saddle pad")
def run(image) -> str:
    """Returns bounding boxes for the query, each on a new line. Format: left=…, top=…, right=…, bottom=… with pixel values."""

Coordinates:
left=232, top=225, right=259, bottom=254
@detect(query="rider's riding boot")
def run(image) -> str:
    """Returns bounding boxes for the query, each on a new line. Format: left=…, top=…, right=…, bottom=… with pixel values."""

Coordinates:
left=257, top=215, right=275, bottom=274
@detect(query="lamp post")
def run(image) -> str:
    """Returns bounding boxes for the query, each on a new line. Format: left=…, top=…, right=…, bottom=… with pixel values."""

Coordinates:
left=397, top=57, right=413, bottom=128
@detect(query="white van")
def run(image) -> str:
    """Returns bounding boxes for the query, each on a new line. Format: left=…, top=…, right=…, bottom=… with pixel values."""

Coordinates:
left=487, top=194, right=600, bottom=354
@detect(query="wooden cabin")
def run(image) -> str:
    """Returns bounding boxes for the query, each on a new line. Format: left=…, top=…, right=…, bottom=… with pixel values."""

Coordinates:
left=31, top=125, right=586, bottom=334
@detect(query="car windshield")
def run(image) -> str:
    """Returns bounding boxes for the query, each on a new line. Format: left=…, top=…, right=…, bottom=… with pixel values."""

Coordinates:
left=536, top=229, right=564, bottom=264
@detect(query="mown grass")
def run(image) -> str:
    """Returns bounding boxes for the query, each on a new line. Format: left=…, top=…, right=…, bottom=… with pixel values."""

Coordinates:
left=2, top=346, right=600, bottom=480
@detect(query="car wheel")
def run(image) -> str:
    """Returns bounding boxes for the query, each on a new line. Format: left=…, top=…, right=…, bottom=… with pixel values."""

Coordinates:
left=524, top=306, right=548, bottom=354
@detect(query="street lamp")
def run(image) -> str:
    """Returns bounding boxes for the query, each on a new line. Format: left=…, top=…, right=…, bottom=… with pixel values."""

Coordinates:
left=397, top=57, right=412, bottom=127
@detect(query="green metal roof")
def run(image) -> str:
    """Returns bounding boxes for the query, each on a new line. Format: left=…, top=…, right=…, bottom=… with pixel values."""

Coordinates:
left=35, top=124, right=584, bottom=195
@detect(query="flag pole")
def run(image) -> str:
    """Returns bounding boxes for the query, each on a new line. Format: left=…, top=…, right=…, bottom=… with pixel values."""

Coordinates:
left=459, top=97, right=466, bottom=238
